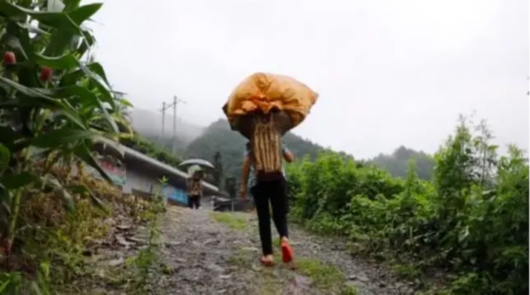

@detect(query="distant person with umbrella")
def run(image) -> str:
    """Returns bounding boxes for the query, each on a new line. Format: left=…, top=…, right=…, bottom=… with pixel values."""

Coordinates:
left=186, top=165, right=204, bottom=209
left=180, top=159, right=216, bottom=210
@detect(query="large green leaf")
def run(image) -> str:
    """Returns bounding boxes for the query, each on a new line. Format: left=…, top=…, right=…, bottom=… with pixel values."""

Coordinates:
left=0, top=2, right=100, bottom=57
left=69, top=184, right=107, bottom=212
left=64, top=0, right=82, bottom=12
left=0, top=77, right=87, bottom=130
left=0, top=126, right=23, bottom=147
left=0, top=2, right=76, bottom=31
left=0, top=275, right=12, bottom=294
left=73, top=144, right=112, bottom=183
left=116, top=97, right=133, bottom=107
left=5, top=21, right=34, bottom=62
left=0, top=2, right=30, bottom=20
left=37, top=85, right=99, bottom=105
left=40, top=175, right=75, bottom=212
left=0, top=125, right=30, bottom=153
left=76, top=27, right=95, bottom=58
left=2, top=172, right=37, bottom=190
left=31, top=127, right=100, bottom=148
left=34, top=53, right=79, bottom=70
left=0, top=2, right=101, bottom=31
left=86, top=62, right=110, bottom=86
left=0, top=77, right=58, bottom=104
left=60, top=62, right=106, bottom=86
left=55, top=62, right=116, bottom=108
left=68, top=3, right=102, bottom=25
left=0, top=144, right=10, bottom=177
left=79, top=63, right=115, bottom=107
left=35, top=85, right=118, bottom=133
left=96, top=99, right=119, bottom=133
left=43, top=29, right=76, bottom=57
left=4, top=21, right=41, bottom=87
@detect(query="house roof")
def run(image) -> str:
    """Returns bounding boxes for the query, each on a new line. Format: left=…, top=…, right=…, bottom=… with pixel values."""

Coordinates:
left=94, top=138, right=225, bottom=195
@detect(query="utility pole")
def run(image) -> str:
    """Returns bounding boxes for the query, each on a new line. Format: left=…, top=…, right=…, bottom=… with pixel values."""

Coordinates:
left=160, top=96, right=186, bottom=153
left=161, top=102, right=166, bottom=136
left=172, top=96, right=177, bottom=153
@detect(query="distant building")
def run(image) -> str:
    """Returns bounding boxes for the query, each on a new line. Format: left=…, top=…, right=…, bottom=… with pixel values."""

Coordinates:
left=92, top=139, right=228, bottom=209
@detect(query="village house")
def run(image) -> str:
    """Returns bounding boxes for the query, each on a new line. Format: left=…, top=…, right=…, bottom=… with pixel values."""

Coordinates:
left=91, top=139, right=228, bottom=209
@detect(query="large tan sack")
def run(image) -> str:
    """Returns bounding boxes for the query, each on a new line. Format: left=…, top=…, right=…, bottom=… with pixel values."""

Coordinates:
left=224, top=73, right=318, bottom=133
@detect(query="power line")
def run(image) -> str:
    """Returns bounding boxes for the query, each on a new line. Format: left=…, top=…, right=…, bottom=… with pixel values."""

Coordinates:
left=160, top=96, right=186, bottom=154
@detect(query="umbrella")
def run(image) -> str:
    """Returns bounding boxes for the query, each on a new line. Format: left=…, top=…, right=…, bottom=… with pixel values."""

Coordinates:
left=179, top=159, right=215, bottom=171
left=187, top=165, right=203, bottom=177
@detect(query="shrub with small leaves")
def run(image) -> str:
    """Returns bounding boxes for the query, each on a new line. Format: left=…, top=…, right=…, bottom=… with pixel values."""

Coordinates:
left=287, top=115, right=528, bottom=295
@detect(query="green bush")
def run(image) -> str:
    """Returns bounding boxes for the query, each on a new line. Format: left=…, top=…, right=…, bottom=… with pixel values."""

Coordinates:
left=287, top=116, right=528, bottom=295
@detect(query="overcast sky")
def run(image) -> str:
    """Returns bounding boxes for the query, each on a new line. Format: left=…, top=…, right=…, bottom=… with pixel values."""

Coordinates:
left=87, top=0, right=528, bottom=158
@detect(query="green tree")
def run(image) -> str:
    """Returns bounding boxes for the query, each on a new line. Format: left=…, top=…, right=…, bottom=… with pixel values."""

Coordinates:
left=213, top=151, right=224, bottom=190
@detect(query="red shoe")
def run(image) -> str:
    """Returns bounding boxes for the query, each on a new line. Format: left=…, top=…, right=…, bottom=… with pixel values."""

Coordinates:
left=260, top=255, right=274, bottom=267
left=280, top=238, right=294, bottom=263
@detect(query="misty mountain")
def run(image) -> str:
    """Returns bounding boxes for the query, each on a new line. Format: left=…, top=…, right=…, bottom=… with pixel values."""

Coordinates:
left=129, top=111, right=435, bottom=181
left=184, top=119, right=326, bottom=181
left=367, top=146, right=435, bottom=180
left=129, top=108, right=205, bottom=144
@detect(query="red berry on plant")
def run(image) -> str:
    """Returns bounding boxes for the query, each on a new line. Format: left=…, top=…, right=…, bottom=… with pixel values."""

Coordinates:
left=3, top=52, right=16, bottom=66
left=40, top=66, right=53, bottom=82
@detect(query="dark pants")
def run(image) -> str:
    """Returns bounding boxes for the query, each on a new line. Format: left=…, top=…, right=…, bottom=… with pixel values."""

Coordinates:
left=188, top=195, right=201, bottom=209
left=251, top=178, right=288, bottom=256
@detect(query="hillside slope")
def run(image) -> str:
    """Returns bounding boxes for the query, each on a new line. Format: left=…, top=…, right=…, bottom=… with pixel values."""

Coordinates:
left=131, top=113, right=436, bottom=181
left=184, top=119, right=325, bottom=180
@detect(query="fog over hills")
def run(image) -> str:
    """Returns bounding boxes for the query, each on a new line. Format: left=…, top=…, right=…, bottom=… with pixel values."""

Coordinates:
left=129, top=108, right=205, bottom=143
left=129, top=108, right=437, bottom=180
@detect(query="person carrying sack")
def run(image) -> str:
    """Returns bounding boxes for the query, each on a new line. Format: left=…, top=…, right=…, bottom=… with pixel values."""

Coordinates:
left=224, top=72, right=317, bottom=267
left=240, top=131, right=295, bottom=267
left=187, top=166, right=204, bottom=209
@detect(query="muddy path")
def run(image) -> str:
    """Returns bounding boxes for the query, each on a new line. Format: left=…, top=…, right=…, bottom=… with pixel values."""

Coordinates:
left=154, top=207, right=415, bottom=295
left=72, top=206, right=415, bottom=294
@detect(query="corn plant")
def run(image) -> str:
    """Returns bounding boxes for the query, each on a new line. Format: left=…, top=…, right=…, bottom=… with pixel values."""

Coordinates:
left=0, top=0, right=131, bottom=272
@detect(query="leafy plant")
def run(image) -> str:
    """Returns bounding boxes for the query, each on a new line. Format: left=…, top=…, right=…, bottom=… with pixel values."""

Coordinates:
left=287, top=115, right=528, bottom=294
left=0, top=0, right=133, bottom=292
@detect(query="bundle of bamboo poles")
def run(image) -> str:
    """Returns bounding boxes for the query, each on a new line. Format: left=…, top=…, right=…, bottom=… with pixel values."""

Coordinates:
left=250, top=113, right=282, bottom=174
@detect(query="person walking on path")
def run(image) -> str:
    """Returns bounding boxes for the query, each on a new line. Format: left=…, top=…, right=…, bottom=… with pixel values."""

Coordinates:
left=240, top=140, right=295, bottom=266
left=187, top=166, right=204, bottom=209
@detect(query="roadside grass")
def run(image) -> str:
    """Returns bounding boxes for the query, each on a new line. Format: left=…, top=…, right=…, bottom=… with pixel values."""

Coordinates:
left=230, top=246, right=358, bottom=295
left=211, top=212, right=248, bottom=230
left=296, top=257, right=346, bottom=290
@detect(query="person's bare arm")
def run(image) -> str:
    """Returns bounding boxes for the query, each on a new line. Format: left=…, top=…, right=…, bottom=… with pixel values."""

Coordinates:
left=240, top=155, right=251, bottom=198
left=282, top=144, right=295, bottom=163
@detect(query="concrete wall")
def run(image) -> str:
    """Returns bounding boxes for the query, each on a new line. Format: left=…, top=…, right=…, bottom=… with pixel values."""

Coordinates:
left=122, top=167, right=213, bottom=209
left=78, top=154, right=217, bottom=209
left=122, top=169, right=162, bottom=195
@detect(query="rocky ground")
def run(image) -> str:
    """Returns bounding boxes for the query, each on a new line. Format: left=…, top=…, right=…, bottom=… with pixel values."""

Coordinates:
left=76, top=206, right=416, bottom=295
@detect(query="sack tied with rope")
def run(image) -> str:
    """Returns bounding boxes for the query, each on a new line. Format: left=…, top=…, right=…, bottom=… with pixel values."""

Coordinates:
left=222, top=73, right=318, bottom=182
